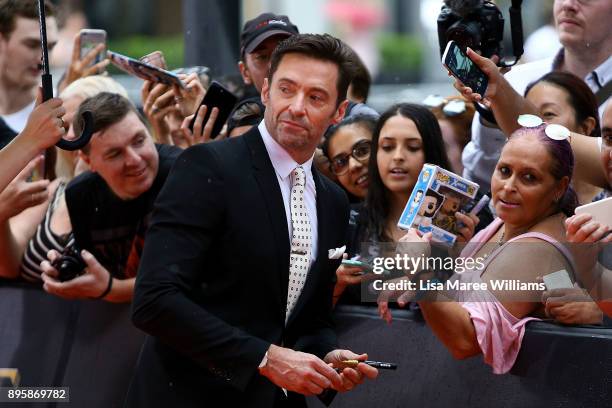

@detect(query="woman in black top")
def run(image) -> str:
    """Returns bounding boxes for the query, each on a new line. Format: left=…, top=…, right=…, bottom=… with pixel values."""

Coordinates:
left=334, top=103, right=479, bottom=306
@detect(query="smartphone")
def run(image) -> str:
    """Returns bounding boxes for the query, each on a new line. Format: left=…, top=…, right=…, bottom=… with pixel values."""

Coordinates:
left=189, top=81, right=238, bottom=139
left=442, top=40, right=488, bottom=96
left=107, top=51, right=184, bottom=88
left=575, top=197, right=612, bottom=229
left=341, top=259, right=372, bottom=273
left=79, top=29, right=107, bottom=66
left=543, top=270, right=573, bottom=291
left=140, top=51, right=167, bottom=69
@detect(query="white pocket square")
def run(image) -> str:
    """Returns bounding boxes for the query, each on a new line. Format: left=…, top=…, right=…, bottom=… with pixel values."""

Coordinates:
left=328, top=245, right=346, bottom=260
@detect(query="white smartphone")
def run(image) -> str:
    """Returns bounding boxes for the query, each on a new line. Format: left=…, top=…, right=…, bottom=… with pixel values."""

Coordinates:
left=79, top=29, right=107, bottom=65
left=575, top=197, right=612, bottom=228
left=442, top=40, right=488, bottom=96
left=543, top=269, right=573, bottom=291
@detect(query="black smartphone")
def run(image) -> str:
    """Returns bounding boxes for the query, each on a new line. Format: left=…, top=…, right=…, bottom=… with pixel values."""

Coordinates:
left=189, top=81, right=238, bottom=139
left=442, top=40, right=488, bottom=96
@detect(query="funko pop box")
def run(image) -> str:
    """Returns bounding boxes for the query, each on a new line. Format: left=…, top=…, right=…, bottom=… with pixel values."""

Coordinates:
left=397, top=164, right=479, bottom=246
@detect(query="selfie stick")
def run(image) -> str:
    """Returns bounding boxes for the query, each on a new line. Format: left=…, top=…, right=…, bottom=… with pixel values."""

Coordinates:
left=37, top=0, right=94, bottom=152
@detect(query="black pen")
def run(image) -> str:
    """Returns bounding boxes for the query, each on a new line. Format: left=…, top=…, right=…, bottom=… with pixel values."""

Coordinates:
left=339, top=359, right=397, bottom=370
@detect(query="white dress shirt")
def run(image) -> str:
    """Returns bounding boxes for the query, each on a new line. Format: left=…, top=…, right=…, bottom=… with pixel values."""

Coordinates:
left=258, top=120, right=318, bottom=263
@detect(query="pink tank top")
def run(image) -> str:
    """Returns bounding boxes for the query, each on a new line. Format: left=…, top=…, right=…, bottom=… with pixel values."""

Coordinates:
left=456, top=218, right=575, bottom=374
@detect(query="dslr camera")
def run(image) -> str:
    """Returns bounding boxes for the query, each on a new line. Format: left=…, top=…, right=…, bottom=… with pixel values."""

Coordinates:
left=437, top=0, right=524, bottom=68
left=52, top=242, right=86, bottom=282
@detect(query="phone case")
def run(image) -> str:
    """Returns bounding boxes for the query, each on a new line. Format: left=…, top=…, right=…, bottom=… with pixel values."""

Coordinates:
left=189, top=81, right=237, bottom=138
left=80, top=29, right=106, bottom=63
left=542, top=270, right=573, bottom=291
left=107, top=51, right=184, bottom=88
left=575, top=197, right=612, bottom=228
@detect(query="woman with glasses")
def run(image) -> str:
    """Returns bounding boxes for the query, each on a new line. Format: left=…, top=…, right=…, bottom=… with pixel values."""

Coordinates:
left=333, top=103, right=479, bottom=305
left=323, top=114, right=377, bottom=201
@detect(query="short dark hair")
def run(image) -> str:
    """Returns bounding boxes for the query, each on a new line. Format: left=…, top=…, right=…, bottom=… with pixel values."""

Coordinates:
left=0, top=0, right=55, bottom=37
left=268, top=34, right=356, bottom=106
left=525, top=71, right=601, bottom=137
left=74, top=93, right=142, bottom=154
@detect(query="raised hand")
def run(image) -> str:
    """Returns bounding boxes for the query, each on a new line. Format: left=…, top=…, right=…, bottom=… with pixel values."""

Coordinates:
left=0, top=155, right=50, bottom=221
left=141, top=81, right=181, bottom=144
left=172, top=105, right=223, bottom=148
left=173, top=73, right=206, bottom=117
left=58, top=33, right=110, bottom=92
left=20, top=88, right=67, bottom=151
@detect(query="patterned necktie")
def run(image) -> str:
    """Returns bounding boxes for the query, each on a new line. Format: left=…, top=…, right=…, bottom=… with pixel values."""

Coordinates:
left=286, top=166, right=312, bottom=322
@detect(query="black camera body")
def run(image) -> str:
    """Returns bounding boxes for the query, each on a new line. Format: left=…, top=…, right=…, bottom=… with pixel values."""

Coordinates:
left=52, top=243, right=86, bottom=282
left=438, top=1, right=503, bottom=61
left=438, top=0, right=523, bottom=68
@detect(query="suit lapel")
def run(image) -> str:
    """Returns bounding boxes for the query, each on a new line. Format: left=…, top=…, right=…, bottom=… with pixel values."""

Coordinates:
left=243, top=129, right=290, bottom=323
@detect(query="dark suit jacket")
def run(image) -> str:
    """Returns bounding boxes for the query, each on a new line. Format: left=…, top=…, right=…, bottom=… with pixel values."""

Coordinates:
left=126, top=127, right=350, bottom=407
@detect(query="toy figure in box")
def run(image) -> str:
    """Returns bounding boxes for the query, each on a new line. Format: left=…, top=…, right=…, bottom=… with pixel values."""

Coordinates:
left=433, top=186, right=463, bottom=232
left=397, top=164, right=479, bottom=246
left=414, top=190, right=443, bottom=227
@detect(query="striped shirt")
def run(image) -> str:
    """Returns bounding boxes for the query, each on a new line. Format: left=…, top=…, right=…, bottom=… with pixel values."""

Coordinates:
left=21, top=183, right=73, bottom=282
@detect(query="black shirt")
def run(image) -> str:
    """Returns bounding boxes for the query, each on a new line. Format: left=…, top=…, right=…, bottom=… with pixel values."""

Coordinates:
left=65, top=144, right=181, bottom=278
left=0, top=117, right=17, bottom=150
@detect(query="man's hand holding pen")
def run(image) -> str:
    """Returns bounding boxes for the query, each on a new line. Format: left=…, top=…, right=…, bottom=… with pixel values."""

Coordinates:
left=324, top=350, right=379, bottom=392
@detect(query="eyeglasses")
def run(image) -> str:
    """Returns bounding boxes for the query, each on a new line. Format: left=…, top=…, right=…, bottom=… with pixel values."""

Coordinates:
left=422, top=95, right=466, bottom=117
left=330, top=139, right=371, bottom=176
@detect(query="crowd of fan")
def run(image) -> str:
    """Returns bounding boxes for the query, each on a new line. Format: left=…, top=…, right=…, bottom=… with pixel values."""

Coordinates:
left=1, top=0, right=611, bottom=377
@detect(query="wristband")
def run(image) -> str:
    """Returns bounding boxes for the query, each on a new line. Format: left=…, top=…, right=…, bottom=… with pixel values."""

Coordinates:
left=93, top=272, right=113, bottom=300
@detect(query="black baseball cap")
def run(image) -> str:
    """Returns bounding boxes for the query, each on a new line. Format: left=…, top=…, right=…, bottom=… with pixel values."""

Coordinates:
left=240, top=13, right=299, bottom=55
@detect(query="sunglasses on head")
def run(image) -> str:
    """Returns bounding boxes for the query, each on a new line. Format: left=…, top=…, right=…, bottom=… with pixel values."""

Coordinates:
left=517, top=114, right=571, bottom=141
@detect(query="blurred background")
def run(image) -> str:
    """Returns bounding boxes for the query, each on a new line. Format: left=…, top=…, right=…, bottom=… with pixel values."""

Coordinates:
left=49, top=0, right=559, bottom=110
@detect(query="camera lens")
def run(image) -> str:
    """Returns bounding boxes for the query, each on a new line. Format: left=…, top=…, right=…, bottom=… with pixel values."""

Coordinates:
left=447, top=20, right=481, bottom=51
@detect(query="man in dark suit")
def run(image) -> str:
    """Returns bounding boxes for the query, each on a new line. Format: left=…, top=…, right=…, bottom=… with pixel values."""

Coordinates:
left=127, top=34, right=377, bottom=407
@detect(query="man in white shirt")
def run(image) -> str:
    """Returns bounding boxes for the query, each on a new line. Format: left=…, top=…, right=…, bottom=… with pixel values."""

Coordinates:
left=462, top=0, right=612, bottom=192
left=0, top=0, right=58, bottom=147
left=128, top=34, right=378, bottom=408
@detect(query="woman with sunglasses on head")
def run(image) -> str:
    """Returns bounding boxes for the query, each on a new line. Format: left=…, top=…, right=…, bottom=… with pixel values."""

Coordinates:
left=333, top=104, right=479, bottom=305
left=451, top=50, right=611, bottom=326
left=396, top=121, right=581, bottom=373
